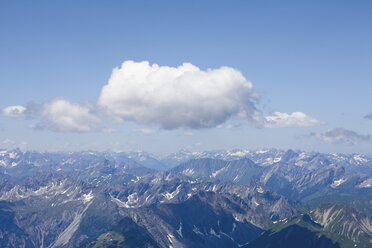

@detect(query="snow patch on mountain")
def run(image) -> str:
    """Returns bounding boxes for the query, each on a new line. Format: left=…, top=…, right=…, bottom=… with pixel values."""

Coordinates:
left=82, top=191, right=94, bottom=203
left=182, top=168, right=195, bottom=176
left=331, top=178, right=346, bottom=188
left=357, top=178, right=372, bottom=188
left=163, top=185, right=182, bottom=200
left=110, top=195, right=131, bottom=208
left=212, top=166, right=227, bottom=178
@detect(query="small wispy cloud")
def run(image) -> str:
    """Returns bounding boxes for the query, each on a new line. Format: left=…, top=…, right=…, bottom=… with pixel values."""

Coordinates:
left=2, top=99, right=101, bottom=133
left=225, top=124, right=242, bottom=130
left=214, top=123, right=241, bottom=130
left=184, top=131, right=193, bottom=136
left=133, top=128, right=156, bottom=134
left=2, top=105, right=26, bottom=118
left=364, top=114, right=372, bottom=120
left=0, top=138, right=27, bottom=149
left=103, top=128, right=117, bottom=133
left=310, top=128, right=371, bottom=145
left=264, top=112, right=325, bottom=128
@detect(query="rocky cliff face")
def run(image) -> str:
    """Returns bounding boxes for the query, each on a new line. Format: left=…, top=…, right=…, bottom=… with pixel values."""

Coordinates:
left=311, top=204, right=372, bottom=244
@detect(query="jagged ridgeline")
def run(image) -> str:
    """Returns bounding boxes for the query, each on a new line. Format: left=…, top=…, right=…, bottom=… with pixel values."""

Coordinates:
left=0, top=148, right=371, bottom=247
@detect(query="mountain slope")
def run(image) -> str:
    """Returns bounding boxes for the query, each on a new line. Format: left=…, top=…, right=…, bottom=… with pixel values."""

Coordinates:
left=245, top=205, right=372, bottom=248
left=82, top=217, right=159, bottom=248
left=84, top=191, right=264, bottom=248
left=311, top=204, right=372, bottom=244
left=245, top=223, right=340, bottom=248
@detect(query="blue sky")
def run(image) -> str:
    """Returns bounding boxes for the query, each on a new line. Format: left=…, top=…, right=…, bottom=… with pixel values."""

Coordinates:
left=1, top=1, right=372, bottom=155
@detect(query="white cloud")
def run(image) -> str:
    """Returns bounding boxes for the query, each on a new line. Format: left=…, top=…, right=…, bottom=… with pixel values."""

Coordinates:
left=2, top=105, right=26, bottom=118
left=2, top=99, right=101, bottom=132
left=184, top=131, right=193, bottom=136
left=36, top=99, right=101, bottom=132
left=226, top=124, right=235, bottom=129
left=225, top=123, right=242, bottom=130
left=264, top=112, right=325, bottom=128
left=133, top=128, right=156, bottom=134
left=311, top=128, right=371, bottom=145
left=98, top=60, right=264, bottom=129
left=103, top=128, right=117, bottom=133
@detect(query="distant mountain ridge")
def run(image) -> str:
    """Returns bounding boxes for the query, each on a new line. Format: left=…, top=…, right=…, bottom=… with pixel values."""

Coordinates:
left=1, top=148, right=372, bottom=173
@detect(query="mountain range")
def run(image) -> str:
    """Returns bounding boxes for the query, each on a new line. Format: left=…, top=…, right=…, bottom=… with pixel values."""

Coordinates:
left=0, top=148, right=371, bottom=247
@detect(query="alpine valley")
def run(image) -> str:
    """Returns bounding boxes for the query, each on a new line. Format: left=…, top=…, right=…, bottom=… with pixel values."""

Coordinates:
left=0, top=148, right=371, bottom=248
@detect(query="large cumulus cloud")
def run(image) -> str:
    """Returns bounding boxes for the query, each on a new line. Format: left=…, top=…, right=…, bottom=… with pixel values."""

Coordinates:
left=97, top=61, right=264, bottom=129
